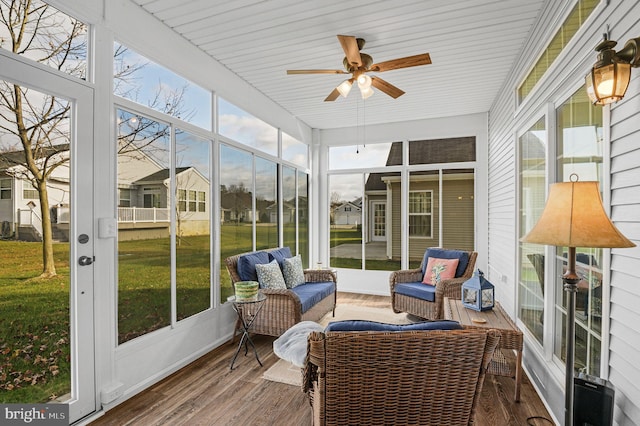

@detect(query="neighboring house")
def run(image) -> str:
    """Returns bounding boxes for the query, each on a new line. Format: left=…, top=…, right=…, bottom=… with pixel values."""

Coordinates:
left=0, top=144, right=210, bottom=241
left=333, top=201, right=362, bottom=225
left=0, top=145, right=71, bottom=241
left=361, top=138, right=476, bottom=260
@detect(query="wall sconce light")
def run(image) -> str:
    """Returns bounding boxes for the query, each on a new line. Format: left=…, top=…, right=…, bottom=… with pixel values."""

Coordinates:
left=585, top=36, right=640, bottom=105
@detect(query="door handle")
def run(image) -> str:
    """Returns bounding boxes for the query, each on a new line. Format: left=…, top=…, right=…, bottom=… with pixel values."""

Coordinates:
left=78, top=256, right=94, bottom=266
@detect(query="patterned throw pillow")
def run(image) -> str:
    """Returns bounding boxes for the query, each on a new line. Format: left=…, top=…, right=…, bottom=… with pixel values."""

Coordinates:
left=422, top=257, right=459, bottom=285
left=283, top=254, right=306, bottom=288
left=255, top=260, right=287, bottom=289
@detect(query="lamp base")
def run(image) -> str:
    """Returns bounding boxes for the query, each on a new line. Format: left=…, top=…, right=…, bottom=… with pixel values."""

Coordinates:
left=573, top=374, right=614, bottom=426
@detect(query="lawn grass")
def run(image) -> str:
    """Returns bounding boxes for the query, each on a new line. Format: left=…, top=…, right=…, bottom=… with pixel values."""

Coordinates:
left=0, top=240, right=71, bottom=403
left=0, top=222, right=352, bottom=402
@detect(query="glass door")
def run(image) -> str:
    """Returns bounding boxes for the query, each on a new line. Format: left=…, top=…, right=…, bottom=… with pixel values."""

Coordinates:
left=0, top=52, right=96, bottom=422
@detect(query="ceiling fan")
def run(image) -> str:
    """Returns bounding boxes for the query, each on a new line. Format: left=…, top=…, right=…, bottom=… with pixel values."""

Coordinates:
left=286, top=35, right=432, bottom=101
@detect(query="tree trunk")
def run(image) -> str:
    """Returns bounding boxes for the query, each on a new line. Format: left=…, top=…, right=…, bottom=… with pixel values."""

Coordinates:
left=38, top=181, right=57, bottom=278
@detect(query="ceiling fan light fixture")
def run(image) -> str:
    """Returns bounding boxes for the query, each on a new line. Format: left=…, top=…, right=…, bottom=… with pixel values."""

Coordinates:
left=337, top=79, right=353, bottom=97
left=360, top=86, right=374, bottom=99
left=357, top=74, right=372, bottom=90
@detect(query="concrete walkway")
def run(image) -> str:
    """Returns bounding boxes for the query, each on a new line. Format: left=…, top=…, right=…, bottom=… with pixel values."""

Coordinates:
left=330, top=241, right=388, bottom=260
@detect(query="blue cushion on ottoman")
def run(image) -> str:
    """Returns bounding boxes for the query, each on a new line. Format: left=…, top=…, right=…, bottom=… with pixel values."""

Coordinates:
left=237, top=251, right=269, bottom=281
left=325, top=319, right=462, bottom=332
left=291, top=281, right=335, bottom=313
left=394, top=282, right=436, bottom=302
left=422, top=248, right=469, bottom=278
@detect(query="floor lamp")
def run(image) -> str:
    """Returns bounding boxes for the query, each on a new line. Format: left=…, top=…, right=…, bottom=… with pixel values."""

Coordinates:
left=521, top=176, right=635, bottom=426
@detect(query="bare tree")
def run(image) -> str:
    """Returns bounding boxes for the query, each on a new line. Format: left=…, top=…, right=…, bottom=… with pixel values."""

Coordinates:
left=0, top=0, right=86, bottom=277
left=0, top=0, right=192, bottom=278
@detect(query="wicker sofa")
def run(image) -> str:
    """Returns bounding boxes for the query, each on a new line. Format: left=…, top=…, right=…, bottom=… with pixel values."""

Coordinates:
left=303, top=324, right=500, bottom=426
left=225, top=248, right=336, bottom=337
left=390, top=248, right=478, bottom=320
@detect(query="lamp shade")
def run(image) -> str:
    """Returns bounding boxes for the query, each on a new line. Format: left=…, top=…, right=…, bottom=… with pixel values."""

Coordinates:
left=521, top=181, right=635, bottom=249
left=337, top=79, right=353, bottom=97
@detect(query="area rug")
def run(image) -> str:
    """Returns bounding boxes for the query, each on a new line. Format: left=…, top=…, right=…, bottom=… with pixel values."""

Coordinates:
left=262, top=304, right=412, bottom=386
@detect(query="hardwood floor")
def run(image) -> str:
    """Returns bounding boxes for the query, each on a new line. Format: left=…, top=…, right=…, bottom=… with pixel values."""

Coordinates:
left=90, top=293, right=553, bottom=426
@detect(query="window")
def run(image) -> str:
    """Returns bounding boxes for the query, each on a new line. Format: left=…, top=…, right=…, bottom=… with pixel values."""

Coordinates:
left=113, top=42, right=211, bottom=130
left=518, top=0, right=598, bottom=102
left=188, top=190, right=197, bottom=212
left=518, top=117, right=546, bottom=345
left=408, top=191, right=433, bottom=237
left=218, top=97, right=277, bottom=156
left=177, top=189, right=187, bottom=212
left=0, top=179, right=10, bottom=199
left=119, top=189, right=131, bottom=207
left=329, top=139, right=476, bottom=271
left=282, top=132, right=308, bottom=168
left=554, top=86, right=604, bottom=376
left=0, top=1, right=88, bottom=80
left=116, top=109, right=171, bottom=344
left=23, top=188, right=39, bottom=200
left=197, top=191, right=206, bottom=212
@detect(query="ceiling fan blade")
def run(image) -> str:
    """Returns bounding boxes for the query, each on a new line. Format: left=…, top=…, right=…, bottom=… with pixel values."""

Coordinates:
left=371, top=76, right=405, bottom=99
left=370, top=53, right=432, bottom=72
left=287, top=69, right=348, bottom=75
left=324, top=87, right=341, bottom=102
left=337, top=35, right=362, bottom=67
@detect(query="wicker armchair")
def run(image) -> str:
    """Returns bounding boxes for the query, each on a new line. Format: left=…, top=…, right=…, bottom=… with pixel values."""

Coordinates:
left=390, top=249, right=477, bottom=320
left=303, top=327, right=501, bottom=426
left=225, top=248, right=337, bottom=337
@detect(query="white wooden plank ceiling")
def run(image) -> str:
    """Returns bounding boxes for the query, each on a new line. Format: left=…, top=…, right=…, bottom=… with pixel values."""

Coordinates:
left=132, top=0, right=546, bottom=130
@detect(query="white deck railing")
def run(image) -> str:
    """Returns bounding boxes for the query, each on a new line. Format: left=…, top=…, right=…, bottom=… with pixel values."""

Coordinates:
left=117, top=207, right=170, bottom=223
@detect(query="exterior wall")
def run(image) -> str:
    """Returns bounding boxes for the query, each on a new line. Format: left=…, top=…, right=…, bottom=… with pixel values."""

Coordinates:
left=487, top=1, right=640, bottom=424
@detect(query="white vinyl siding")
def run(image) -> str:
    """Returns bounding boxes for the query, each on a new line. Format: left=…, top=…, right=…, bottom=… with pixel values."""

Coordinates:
left=487, top=1, right=640, bottom=424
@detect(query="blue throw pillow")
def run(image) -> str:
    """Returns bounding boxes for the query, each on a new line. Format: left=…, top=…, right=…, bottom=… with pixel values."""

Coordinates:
left=268, top=247, right=292, bottom=269
left=325, top=320, right=462, bottom=332
left=237, top=251, right=269, bottom=281
left=422, top=248, right=469, bottom=278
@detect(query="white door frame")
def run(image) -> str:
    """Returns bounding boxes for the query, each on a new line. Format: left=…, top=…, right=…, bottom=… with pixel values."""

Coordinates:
left=1, top=50, right=96, bottom=422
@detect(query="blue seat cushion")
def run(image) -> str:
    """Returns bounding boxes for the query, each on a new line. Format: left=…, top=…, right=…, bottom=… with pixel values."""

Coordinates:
left=268, top=247, right=292, bottom=269
left=422, top=248, right=469, bottom=278
left=394, top=282, right=436, bottom=302
left=291, top=281, right=335, bottom=313
left=237, top=251, right=269, bottom=281
left=325, top=319, right=462, bottom=332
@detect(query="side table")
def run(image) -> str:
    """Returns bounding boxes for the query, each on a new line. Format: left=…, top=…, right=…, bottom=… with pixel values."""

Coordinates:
left=444, top=297, right=524, bottom=402
left=229, top=293, right=267, bottom=370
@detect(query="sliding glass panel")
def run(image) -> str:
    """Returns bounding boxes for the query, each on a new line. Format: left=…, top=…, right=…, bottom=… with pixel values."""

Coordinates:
left=283, top=166, right=296, bottom=254
left=329, top=174, right=362, bottom=269
left=554, top=86, right=603, bottom=376
left=219, top=145, right=253, bottom=302
left=175, top=131, right=211, bottom=320
left=407, top=171, right=438, bottom=269
left=518, top=117, right=546, bottom=344
left=364, top=172, right=401, bottom=271
left=297, top=171, right=309, bottom=267
left=116, top=109, right=171, bottom=344
left=255, top=158, right=278, bottom=250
